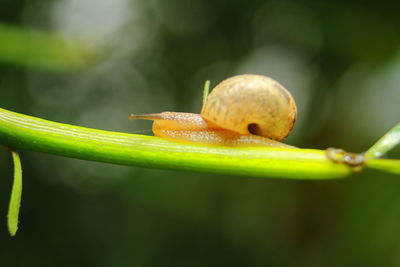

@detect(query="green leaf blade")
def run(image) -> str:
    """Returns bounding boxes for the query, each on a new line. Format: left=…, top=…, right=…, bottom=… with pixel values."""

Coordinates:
left=202, top=80, right=210, bottom=106
left=8, top=149, right=23, bottom=236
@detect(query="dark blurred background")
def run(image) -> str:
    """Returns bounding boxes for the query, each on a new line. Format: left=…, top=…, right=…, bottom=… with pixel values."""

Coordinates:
left=1, top=0, right=400, bottom=266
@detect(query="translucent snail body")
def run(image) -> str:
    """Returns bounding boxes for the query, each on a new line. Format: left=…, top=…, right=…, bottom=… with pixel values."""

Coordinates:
left=129, top=75, right=297, bottom=148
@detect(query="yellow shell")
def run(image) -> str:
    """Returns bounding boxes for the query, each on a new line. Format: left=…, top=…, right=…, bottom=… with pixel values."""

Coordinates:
left=200, top=74, right=297, bottom=141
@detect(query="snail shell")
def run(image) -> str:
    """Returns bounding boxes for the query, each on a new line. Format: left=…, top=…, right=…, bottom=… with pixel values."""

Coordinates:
left=201, top=74, right=297, bottom=141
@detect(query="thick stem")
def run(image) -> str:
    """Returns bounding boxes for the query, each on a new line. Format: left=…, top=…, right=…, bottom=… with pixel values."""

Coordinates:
left=0, top=108, right=354, bottom=179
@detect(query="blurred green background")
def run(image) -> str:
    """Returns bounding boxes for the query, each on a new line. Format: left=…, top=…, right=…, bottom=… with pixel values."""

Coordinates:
left=1, top=0, right=400, bottom=266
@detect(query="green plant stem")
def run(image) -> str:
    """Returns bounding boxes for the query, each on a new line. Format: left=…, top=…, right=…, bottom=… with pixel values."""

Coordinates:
left=364, top=123, right=400, bottom=159
left=364, top=159, right=400, bottom=175
left=0, top=108, right=358, bottom=180
left=0, top=23, right=96, bottom=71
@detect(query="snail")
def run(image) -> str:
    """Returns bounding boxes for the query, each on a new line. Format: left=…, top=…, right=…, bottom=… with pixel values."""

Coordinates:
left=129, top=74, right=297, bottom=148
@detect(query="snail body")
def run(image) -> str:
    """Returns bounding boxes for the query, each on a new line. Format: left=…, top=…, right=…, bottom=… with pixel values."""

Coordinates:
left=129, top=74, right=297, bottom=148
